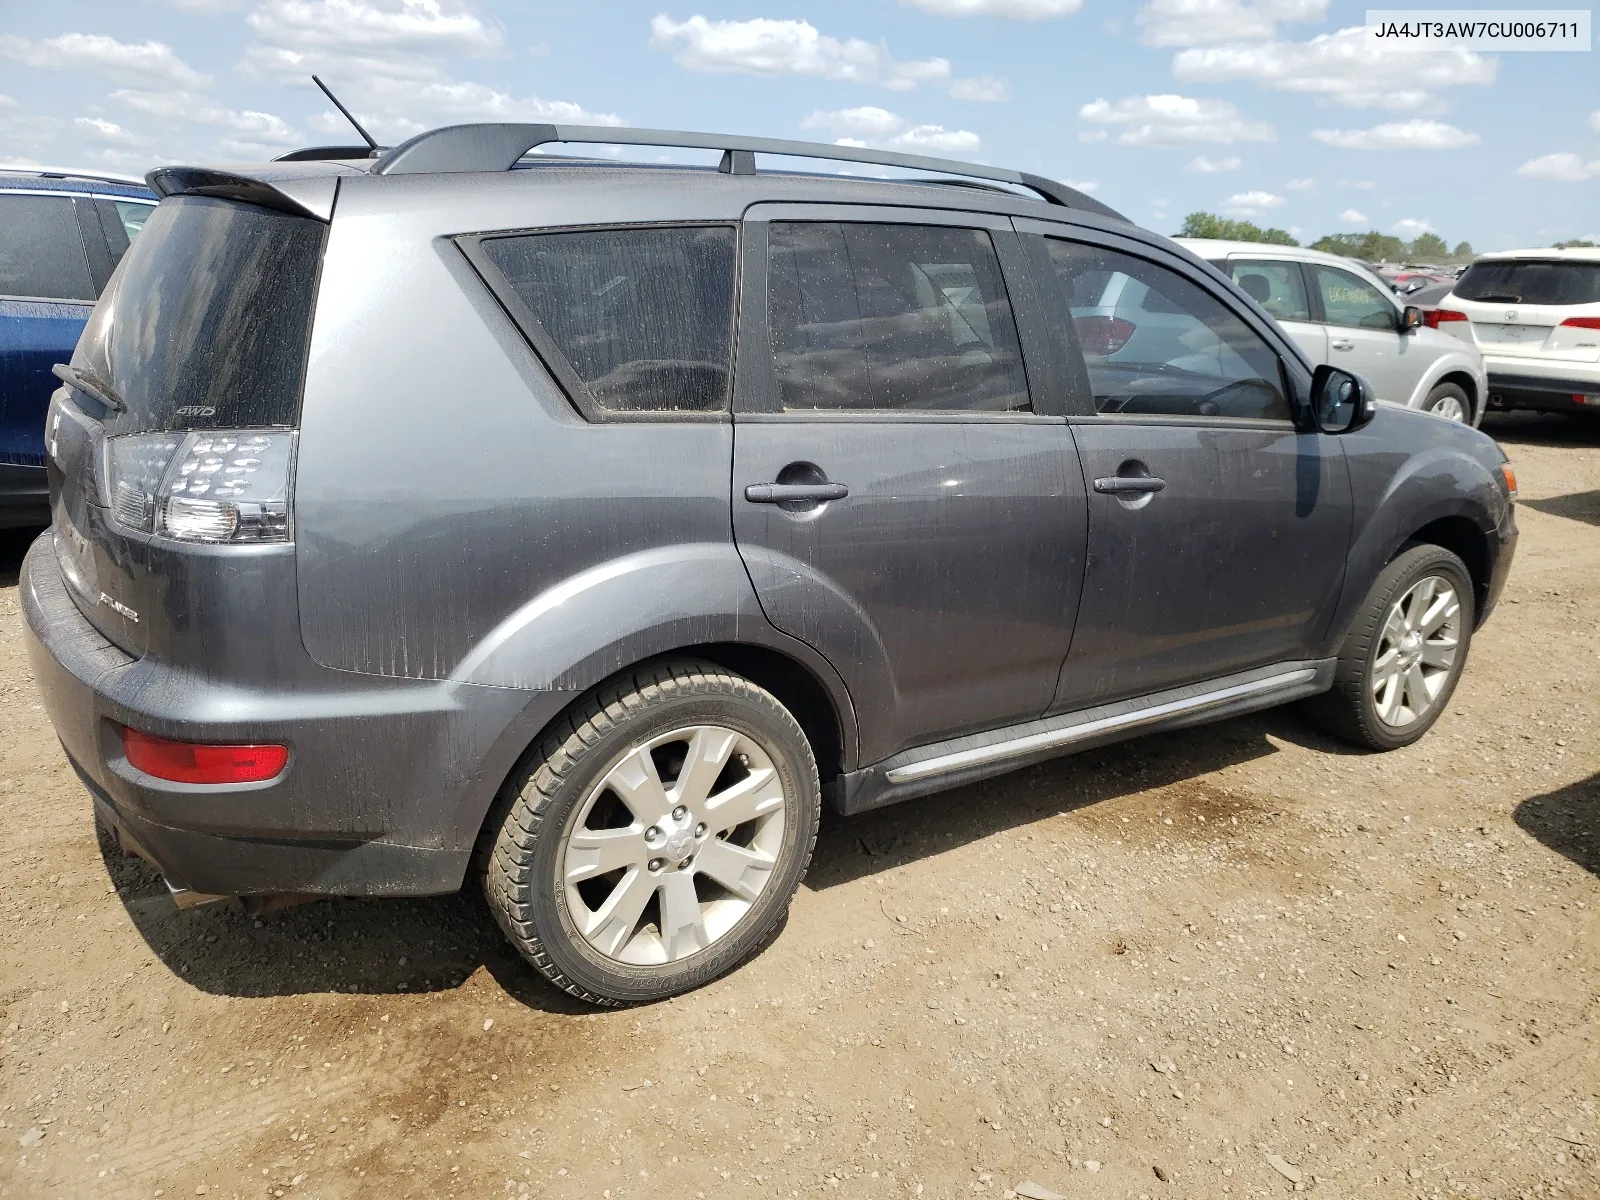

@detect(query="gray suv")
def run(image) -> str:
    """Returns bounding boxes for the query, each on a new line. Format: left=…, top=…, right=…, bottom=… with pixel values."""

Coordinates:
left=23, top=125, right=1518, bottom=1006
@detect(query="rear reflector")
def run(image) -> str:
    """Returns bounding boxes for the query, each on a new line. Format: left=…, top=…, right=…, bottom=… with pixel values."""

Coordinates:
left=1424, top=309, right=1468, bottom=329
left=122, top=727, right=288, bottom=784
left=1559, top=316, right=1600, bottom=330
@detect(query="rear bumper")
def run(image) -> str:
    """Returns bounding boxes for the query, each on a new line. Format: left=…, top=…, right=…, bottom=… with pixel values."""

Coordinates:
left=20, top=532, right=572, bottom=897
left=1485, top=363, right=1600, bottom=412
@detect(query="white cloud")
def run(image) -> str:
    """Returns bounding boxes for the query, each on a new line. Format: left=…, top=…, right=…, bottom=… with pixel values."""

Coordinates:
left=949, top=75, right=1011, bottom=102
left=903, top=0, right=1081, bottom=14
left=1187, top=154, right=1241, bottom=172
left=246, top=0, right=500, bottom=58
left=1338, top=208, right=1367, bottom=224
left=1312, top=120, right=1479, bottom=150
left=0, top=32, right=211, bottom=90
left=1286, top=176, right=1314, bottom=189
left=1078, top=93, right=1273, bottom=146
left=1173, top=25, right=1495, bottom=110
left=650, top=15, right=950, bottom=91
left=1136, top=0, right=1328, bottom=47
left=74, top=116, right=142, bottom=146
left=0, top=93, right=62, bottom=152
left=1220, top=189, right=1286, bottom=216
left=1392, top=218, right=1435, bottom=237
left=164, top=0, right=248, bottom=11
left=1516, top=152, right=1600, bottom=182
left=112, top=89, right=301, bottom=147
left=802, top=107, right=980, bottom=156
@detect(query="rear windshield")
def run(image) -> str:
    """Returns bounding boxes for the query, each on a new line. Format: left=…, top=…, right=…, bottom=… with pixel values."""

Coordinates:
left=1454, top=259, right=1600, bottom=306
left=78, top=195, right=326, bottom=433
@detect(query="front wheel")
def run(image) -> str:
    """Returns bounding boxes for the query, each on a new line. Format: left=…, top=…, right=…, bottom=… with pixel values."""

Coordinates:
left=1422, top=381, right=1471, bottom=424
left=1302, top=544, right=1475, bottom=751
left=483, top=659, right=820, bottom=1007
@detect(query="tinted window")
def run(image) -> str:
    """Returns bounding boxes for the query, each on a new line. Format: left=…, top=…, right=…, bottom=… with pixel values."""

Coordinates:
left=1454, top=259, right=1600, bottom=306
left=481, top=225, right=736, bottom=414
left=114, top=201, right=154, bottom=243
left=77, top=195, right=326, bottom=433
left=1312, top=265, right=1396, bottom=330
left=1046, top=239, right=1289, bottom=421
left=767, top=222, right=1029, bottom=412
left=1228, top=259, right=1311, bottom=322
left=0, top=194, right=95, bottom=301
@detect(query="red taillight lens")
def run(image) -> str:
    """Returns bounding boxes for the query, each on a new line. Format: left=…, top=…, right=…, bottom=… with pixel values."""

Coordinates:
left=122, top=727, right=289, bottom=784
left=1424, top=308, right=1468, bottom=329
left=1559, top=316, right=1600, bottom=330
left=1074, top=315, right=1137, bottom=355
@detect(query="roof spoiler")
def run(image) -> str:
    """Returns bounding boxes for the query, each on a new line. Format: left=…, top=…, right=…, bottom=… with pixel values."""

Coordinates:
left=144, top=163, right=359, bottom=221
left=370, top=123, right=1126, bottom=222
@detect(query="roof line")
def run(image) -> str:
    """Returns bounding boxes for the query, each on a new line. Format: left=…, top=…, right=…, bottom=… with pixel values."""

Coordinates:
left=367, top=123, right=1126, bottom=222
left=0, top=163, right=148, bottom=187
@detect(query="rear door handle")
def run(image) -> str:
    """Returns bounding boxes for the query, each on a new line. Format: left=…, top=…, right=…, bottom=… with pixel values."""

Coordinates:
left=744, top=482, right=850, bottom=503
left=1093, top=475, right=1166, bottom=496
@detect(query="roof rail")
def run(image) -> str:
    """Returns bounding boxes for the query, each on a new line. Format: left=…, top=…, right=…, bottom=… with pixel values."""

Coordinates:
left=0, top=163, right=149, bottom=188
left=370, top=123, right=1125, bottom=222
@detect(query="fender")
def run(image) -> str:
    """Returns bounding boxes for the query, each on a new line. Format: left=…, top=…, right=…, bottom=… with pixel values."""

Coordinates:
left=1324, top=413, right=1509, bottom=655
left=1402, top=344, right=1490, bottom=414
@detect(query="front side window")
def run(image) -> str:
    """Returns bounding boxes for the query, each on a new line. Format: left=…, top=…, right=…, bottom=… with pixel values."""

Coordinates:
left=0, top=193, right=95, bottom=302
left=1312, top=265, right=1396, bottom=330
left=1046, top=239, right=1289, bottom=421
left=1228, top=259, right=1311, bottom=322
left=766, top=222, right=1030, bottom=413
left=479, top=225, right=736, bottom=414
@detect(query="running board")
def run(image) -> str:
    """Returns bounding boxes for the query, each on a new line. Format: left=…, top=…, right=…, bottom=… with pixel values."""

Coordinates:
left=833, top=660, right=1333, bottom=816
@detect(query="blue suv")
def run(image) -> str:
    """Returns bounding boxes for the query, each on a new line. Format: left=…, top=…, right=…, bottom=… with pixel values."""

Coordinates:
left=0, top=168, right=156, bottom=527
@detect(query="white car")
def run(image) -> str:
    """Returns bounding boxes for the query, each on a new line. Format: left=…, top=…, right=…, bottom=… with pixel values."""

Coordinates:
left=1425, top=246, right=1600, bottom=416
left=1177, top=238, right=1489, bottom=423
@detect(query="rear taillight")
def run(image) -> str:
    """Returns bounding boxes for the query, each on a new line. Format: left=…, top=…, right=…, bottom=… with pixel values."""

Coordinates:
left=1559, top=316, right=1600, bottom=330
left=1074, top=315, right=1136, bottom=356
left=107, top=430, right=294, bottom=543
left=122, top=727, right=289, bottom=784
left=1424, top=309, right=1468, bottom=329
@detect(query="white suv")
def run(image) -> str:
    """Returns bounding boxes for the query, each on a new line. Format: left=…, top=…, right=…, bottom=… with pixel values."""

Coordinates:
left=1427, top=247, right=1600, bottom=416
left=1178, top=238, right=1489, bottom=423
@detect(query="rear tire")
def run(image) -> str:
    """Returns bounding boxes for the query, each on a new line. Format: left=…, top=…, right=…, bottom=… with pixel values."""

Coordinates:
left=1302, top=544, right=1475, bottom=751
left=1422, top=382, right=1471, bottom=424
left=483, top=659, right=820, bottom=1007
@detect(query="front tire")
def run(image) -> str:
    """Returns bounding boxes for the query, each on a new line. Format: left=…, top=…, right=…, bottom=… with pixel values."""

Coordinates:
left=1302, top=544, right=1475, bottom=751
left=483, top=659, right=821, bottom=1007
left=1422, top=381, right=1471, bottom=424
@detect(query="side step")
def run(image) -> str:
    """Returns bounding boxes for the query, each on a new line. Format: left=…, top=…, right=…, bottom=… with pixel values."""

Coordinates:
left=834, top=660, right=1333, bottom=816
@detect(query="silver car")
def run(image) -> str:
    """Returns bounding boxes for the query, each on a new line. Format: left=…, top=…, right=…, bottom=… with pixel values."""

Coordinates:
left=1177, top=238, right=1488, bottom=423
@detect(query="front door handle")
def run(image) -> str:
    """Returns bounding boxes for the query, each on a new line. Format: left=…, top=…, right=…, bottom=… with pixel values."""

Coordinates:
left=744, top=482, right=850, bottom=504
left=1093, top=475, right=1166, bottom=496
left=1331, top=338, right=1355, bottom=351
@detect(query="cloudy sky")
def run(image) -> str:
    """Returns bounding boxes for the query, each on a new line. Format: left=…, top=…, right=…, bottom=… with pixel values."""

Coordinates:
left=1, top=0, right=1596, bottom=249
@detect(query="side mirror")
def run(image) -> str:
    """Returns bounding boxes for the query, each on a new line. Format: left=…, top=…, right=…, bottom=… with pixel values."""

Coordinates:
left=1310, top=364, right=1376, bottom=434
left=1402, top=305, right=1424, bottom=331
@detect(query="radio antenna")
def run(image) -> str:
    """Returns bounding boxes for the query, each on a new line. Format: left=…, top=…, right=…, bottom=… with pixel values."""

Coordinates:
left=312, top=75, right=379, bottom=152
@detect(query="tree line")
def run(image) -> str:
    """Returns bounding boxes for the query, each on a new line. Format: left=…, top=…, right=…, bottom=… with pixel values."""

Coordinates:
left=1176, top=212, right=1474, bottom=264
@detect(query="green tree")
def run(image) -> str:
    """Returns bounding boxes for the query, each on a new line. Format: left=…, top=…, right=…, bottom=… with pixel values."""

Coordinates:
left=1407, top=232, right=1449, bottom=261
left=1554, top=239, right=1597, bottom=248
left=1309, top=231, right=1407, bottom=262
left=1450, top=241, right=1475, bottom=261
left=1177, top=212, right=1299, bottom=246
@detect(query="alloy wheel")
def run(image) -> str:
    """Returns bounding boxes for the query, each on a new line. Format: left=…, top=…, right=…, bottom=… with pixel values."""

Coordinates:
left=1430, top=394, right=1467, bottom=421
left=1370, top=575, right=1461, bottom=727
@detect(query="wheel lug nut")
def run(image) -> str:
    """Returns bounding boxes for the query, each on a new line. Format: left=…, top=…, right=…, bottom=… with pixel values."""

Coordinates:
left=645, top=826, right=661, bottom=842
left=695, top=823, right=706, bottom=838
left=647, top=858, right=665, bottom=872
left=671, top=805, right=687, bottom=821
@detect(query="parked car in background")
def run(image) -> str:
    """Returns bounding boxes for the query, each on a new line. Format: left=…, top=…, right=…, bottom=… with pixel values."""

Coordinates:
left=0, top=167, right=156, bottom=527
left=26, top=126, right=1517, bottom=1006
left=1426, top=247, right=1600, bottom=416
left=1178, top=239, right=1488, bottom=423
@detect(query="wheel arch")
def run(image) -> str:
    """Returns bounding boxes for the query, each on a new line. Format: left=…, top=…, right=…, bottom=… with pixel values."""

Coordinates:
left=1429, top=370, right=1482, bottom=423
left=1403, top=515, right=1492, bottom=622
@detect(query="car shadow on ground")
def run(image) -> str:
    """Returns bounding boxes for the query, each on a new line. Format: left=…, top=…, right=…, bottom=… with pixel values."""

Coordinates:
left=1514, top=771, right=1600, bottom=878
left=100, top=703, right=1336, bottom=1008
left=1521, top=490, right=1600, bottom=528
left=1482, top=411, right=1600, bottom=450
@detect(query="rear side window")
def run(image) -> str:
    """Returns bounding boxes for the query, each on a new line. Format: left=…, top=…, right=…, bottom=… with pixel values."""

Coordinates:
left=766, top=222, right=1030, bottom=413
left=1228, top=259, right=1310, bottom=322
left=1454, top=259, right=1600, bottom=306
left=0, top=193, right=95, bottom=302
left=78, top=195, right=326, bottom=433
left=1046, top=239, right=1289, bottom=421
left=477, top=225, right=737, bottom=415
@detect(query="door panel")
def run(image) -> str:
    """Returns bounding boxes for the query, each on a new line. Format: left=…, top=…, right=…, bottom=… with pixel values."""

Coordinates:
left=1054, top=420, right=1350, bottom=710
left=731, top=207, right=1088, bottom=763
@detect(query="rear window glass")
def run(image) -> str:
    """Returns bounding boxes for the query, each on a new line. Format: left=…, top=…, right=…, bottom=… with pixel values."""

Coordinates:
left=1454, top=260, right=1600, bottom=306
left=0, top=193, right=95, bottom=302
left=478, top=225, right=737, bottom=415
left=78, top=195, right=326, bottom=434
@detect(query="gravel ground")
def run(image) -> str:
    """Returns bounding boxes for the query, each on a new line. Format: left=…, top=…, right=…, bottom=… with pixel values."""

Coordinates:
left=1, top=411, right=1596, bottom=1200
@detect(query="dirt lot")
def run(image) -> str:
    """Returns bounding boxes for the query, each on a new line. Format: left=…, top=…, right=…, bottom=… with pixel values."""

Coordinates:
left=1, top=412, right=1596, bottom=1200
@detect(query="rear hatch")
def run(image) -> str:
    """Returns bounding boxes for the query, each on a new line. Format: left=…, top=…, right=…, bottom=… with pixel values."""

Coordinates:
left=47, top=192, right=326, bottom=656
left=1442, top=258, right=1600, bottom=361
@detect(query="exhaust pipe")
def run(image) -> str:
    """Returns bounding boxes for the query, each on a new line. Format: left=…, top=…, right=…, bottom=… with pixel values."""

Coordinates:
left=166, top=880, right=231, bottom=910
